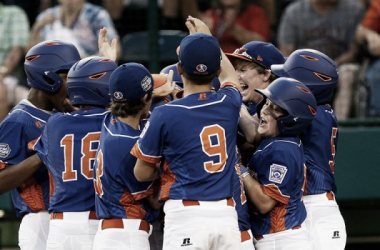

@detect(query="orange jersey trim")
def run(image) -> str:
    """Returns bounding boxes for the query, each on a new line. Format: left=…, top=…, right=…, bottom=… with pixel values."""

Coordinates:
left=221, top=82, right=243, bottom=92
left=28, top=136, right=41, bottom=151
left=261, top=184, right=290, bottom=205
left=0, top=161, right=6, bottom=171
left=159, top=161, right=176, bottom=201
left=269, top=203, right=287, bottom=233
left=130, top=142, right=161, bottom=165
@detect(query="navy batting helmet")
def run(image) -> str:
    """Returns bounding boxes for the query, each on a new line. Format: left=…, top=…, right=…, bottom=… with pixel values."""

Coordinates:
left=67, top=56, right=117, bottom=107
left=160, top=64, right=183, bottom=87
left=24, top=40, right=81, bottom=93
left=271, top=49, right=338, bottom=104
left=256, top=77, right=317, bottom=136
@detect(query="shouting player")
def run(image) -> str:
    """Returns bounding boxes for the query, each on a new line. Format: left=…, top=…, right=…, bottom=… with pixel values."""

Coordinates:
left=0, top=40, right=80, bottom=250
left=241, top=77, right=316, bottom=250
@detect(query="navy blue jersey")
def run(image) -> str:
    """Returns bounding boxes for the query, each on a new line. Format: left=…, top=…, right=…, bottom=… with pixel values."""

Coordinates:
left=234, top=149, right=251, bottom=232
left=247, top=136, right=307, bottom=236
left=0, top=101, right=50, bottom=218
left=245, top=102, right=258, bottom=116
left=300, top=105, right=338, bottom=195
left=93, top=113, right=159, bottom=223
left=31, top=108, right=107, bottom=213
left=132, top=84, right=242, bottom=201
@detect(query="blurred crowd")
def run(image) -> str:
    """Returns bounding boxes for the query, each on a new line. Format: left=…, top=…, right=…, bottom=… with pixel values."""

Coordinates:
left=0, top=0, right=379, bottom=123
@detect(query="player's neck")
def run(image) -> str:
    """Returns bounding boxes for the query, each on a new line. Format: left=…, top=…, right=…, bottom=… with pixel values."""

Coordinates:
left=117, top=115, right=142, bottom=130
left=27, top=88, right=54, bottom=112
left=182, top=81, right=212, bottom=98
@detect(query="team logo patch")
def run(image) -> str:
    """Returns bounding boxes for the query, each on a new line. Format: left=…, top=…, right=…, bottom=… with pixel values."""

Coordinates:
left=0, top=143, right=11, bottom=158
left=141, top=76, right=152, bottom=92
left=113, top=91, right=123, bottom=100
left=196, top=64, right=207, bottom=73
left=269, top=164, right=288, bottom=184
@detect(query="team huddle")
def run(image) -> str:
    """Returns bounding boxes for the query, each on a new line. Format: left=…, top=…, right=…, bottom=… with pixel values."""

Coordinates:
left=0, top=17, right=346, bottom=250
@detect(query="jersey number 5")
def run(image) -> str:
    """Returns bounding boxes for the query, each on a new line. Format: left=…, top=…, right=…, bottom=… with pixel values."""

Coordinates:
left=61, top=132, right=100, bottom=181
left=200, top=125, right=228, bottom=173
left=329, top=127, right=338, bottom=174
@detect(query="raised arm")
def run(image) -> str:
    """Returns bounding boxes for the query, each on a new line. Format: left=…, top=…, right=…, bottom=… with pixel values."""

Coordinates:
left=185, top=16, right=240, bottom=87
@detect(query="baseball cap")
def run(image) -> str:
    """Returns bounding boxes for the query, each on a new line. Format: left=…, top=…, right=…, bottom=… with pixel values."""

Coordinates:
left=226, top=41, right=285, bottom=76
left=110, top=62, right=167, bottom=102
left=178, top=33, right=221, bottom=76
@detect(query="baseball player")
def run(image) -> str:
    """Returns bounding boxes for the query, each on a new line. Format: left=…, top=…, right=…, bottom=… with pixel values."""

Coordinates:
left=241, top=77, right=316, bottom=250
left=271, top=49, right=347, bottom=249
left=28, top=56, right=117, bottom=250
left=92, top=63, right=169, bottom=250
left=131, top=17, right=241, bottom=250
left=226, top=41, right=285, bottom=165
left=0, top=40, right=80, bottom=250
left=226, top=41, right=285, bottom=115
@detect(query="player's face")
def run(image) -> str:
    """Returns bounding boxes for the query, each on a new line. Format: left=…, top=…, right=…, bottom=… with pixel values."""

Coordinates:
left=235, top=62, right=269, bottom=103
left=50, top=72, right=75, bottom=112
left=258, top=99, right=286, bottom=138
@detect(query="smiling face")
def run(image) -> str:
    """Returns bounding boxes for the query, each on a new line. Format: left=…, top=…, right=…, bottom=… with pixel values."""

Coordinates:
left=234, top=60, right=270, bottom=103
left=258, top=98, right=288, bottom=138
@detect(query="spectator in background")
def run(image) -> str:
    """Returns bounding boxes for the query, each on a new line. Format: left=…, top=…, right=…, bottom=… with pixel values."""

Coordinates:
left=276, top=0, right=365, bottom=120
left=0, top=1, right=30, bottom=123
left=356, top=0, right=380, bottom=117
left=29, top=0, right=121, bottom=61
left=200, top=0, right=270, bottom=53
left=161, top=0, right=199, bottom=31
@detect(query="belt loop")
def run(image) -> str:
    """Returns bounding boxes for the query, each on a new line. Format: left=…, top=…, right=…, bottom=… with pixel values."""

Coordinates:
left=241, top=230, right=251, bottom=242
left=182, top=200, right=200, bottom=206
left=326, top=191, right=334, bottom=201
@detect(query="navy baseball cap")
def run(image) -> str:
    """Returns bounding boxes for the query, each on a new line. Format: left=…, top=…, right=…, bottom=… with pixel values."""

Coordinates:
left=110, top=62, right=167, bottom=102
left=178, top=33, right=221, bottom=76
left=226, top=41, right=285, bottom=76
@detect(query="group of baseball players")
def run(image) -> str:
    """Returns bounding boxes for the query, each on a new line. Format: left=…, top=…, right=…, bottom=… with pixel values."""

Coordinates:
left=0, top=16, right=346, bottom=250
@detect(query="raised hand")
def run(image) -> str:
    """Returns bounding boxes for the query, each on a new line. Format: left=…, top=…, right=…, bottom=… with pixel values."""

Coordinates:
left=98, top=27, right=118, bottom=61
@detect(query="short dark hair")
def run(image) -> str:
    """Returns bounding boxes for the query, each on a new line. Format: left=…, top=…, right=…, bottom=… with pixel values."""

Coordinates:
left=111, top=91, right=152, bottom=117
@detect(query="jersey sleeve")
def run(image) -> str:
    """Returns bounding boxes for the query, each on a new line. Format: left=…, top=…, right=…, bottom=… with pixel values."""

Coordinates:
left=0, top=122, right=28, bottom=166
left=258, top=147, right=299, bottom=205
left=29, top=125, right=49, bottom=163
left=218, top=82, right=243, bottom=108
left=131, top=108, right=167, bottom=164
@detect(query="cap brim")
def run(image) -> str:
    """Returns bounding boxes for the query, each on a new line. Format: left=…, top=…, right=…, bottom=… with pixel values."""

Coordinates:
left=254, top=88, right=269, bottom=97
left=270, top=64, right=287, bottom=77
left=225, top=53, right=252, bottom=63
left=152, top=74, right=167, bottom=89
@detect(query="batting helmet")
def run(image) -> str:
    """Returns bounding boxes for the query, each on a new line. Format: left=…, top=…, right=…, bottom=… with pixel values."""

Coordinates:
left=160, top=64, right=183, bottom=87
left=271, top=49, right=338, bottom=104
left=256, top=77, right=317, bottom=136
left=24, top=40, right=81, bottom=93
left=67, top=56, right=117, bottom=107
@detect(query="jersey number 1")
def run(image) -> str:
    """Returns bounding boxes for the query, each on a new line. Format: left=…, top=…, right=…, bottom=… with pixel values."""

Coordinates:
left=61, top=132, right=100, bottom=181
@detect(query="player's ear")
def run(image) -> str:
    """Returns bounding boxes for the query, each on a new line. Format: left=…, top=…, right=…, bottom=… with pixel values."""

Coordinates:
left=177, top=62, right=183, bottom=75
left=215, top=68, right=221, bottom=78
left=263, top=69, right=271, bottom=82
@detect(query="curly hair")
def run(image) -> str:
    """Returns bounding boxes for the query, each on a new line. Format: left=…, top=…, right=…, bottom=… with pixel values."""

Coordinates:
left=111, top=91, right=152, bottom=117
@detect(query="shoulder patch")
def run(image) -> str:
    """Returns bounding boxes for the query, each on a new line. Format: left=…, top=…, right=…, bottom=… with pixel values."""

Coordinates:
left=0, top=143, right=11, bottom=158
left=269, top=164, right=288, bottom=184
